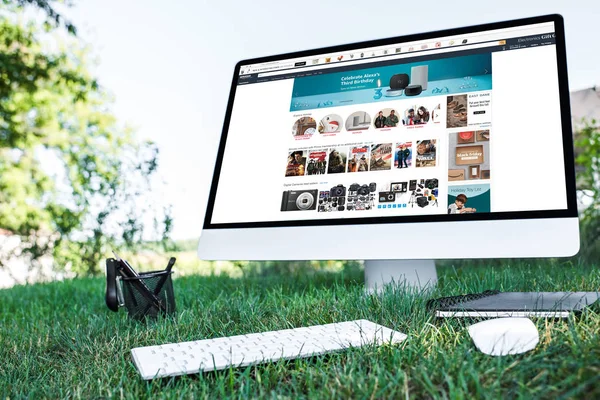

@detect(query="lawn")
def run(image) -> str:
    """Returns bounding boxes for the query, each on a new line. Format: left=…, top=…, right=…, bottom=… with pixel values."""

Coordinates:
left=1, top=260, right=600, bottom=399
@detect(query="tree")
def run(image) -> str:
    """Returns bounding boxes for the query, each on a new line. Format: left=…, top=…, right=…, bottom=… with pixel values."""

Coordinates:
left=574, top=118, right=600, bottom=261
left=0, top=3, right=171, bottom=276
left=2, top=0, right=77, bottom=34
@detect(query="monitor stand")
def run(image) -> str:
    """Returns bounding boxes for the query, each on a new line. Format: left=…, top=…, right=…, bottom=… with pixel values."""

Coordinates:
left=364, top=259, right=437, bottom=294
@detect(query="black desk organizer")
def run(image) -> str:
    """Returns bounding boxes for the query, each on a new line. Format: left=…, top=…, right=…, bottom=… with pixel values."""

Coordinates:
left=105, top=258, right=176, bottom=320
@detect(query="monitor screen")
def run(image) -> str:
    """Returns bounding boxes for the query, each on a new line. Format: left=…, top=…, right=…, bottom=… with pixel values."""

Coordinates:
left=206, top=16, right=575, bottom=228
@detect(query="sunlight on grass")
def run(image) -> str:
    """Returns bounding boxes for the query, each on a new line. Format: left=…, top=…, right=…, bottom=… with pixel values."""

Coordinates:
left=1, top=261, right=599, bottom=398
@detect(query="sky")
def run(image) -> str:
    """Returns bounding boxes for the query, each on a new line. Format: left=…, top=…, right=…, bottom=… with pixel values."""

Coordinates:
left=61, top=0, right=600, bottom=240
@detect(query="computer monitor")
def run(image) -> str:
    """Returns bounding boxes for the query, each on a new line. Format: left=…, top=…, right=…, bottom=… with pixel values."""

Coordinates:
left=198, top=15, right=578, bottom=292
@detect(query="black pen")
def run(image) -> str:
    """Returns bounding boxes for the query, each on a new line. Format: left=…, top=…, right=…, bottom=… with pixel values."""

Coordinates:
left=112, top=251, right=165, bottom=312
left=141, top=257, right=176, bottom=315
left=154, top=257, right=176, bottom=295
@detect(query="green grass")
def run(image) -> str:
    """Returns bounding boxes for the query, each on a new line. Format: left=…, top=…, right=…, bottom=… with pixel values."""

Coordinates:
left=2, top=260, right=600, bottom=399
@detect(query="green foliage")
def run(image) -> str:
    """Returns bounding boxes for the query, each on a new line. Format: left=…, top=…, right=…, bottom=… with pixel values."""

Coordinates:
left=2, top=0, right=77, bottom=34
left=574, top=118, right=600, bottom=261
left=0, top=7, right=170, bottom=274
left=171, top=238, right=199, bottom=252
left=231, top=259, right=363, bottom=277
left=1, top=261, right=599, bottom=398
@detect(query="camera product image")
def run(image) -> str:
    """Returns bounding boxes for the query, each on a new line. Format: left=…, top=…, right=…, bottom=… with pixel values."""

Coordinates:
left=409, top=180, right=417, bottom=191
left=330, top=184, right=346, bottom=197
left=417, top=196, right=429, bottom=208
left=425, top=178, right=439, bottom=190
left=281, top=189, right=318, bottom=211
left=408, top=178, right=440, bottom=208
left=318, top=190, right=329, bottom=212
left=317, top=185, right=347, bottom=212
left=379, top=191, right=396, bottom=203
left=347, top=182, right=376, bottom=211
left=357, top=185, right=371, bottom=196
left=319, top=191, right=329, bottom=203
left=391, top=182, right=408, bottom=193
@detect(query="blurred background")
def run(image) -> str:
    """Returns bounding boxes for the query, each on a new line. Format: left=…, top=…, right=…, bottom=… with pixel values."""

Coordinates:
left=1, top=0, right=599, bottom=288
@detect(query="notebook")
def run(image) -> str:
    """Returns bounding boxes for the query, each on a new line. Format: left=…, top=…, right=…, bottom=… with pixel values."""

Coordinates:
left=427, top=291, right=600, bottom=318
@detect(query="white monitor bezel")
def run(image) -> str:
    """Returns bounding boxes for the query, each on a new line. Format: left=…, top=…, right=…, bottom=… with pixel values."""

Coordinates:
left=199, top=14, right=579, bottom=260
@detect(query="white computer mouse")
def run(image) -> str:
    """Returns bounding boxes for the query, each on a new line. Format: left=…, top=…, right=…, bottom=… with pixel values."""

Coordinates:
left=468, top=317, right=539, bottom=356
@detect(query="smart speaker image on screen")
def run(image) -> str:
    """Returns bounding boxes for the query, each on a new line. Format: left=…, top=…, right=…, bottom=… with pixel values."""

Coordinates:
left=205, top=16, right=574, bottom=231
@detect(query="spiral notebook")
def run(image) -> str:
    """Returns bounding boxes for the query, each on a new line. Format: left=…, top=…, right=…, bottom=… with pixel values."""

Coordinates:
left=427, top=291, right=600, bottom=318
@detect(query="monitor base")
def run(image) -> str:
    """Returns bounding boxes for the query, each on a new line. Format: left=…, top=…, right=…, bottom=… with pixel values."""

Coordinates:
left=364, top=259, right=437, bottom=294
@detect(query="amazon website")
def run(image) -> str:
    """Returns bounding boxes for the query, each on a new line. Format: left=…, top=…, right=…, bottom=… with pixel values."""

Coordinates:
left=210, top=22, right=567, bottom=224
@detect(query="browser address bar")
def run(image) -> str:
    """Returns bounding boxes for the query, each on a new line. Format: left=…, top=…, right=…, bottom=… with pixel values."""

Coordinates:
left=253, top=62, right=294, bottom=73
left=258, top=41, right=500, bottom=78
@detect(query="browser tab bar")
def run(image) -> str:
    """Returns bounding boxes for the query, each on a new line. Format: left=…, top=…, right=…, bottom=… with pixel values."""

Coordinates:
left=241, top=22, right=554, bottom=77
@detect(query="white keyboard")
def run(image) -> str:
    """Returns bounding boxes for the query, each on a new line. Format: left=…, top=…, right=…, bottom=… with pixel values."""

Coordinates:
left=131, top=319, right=406, bottom=379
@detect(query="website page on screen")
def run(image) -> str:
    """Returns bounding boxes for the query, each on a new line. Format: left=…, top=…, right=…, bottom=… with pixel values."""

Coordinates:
left=210, top=22, right=567, bottom=225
